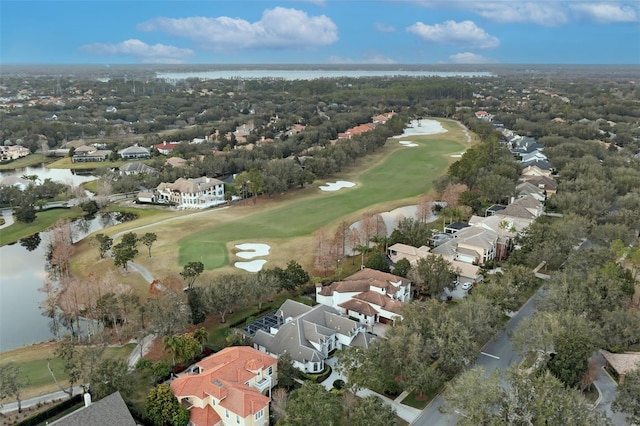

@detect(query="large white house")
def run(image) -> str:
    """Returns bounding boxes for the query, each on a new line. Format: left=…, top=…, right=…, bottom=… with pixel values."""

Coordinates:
left=253, top=300, right=371, bottom=373
left=315, top=268, right=411, bottom=326
left=156, top=176, right=225, bottom=209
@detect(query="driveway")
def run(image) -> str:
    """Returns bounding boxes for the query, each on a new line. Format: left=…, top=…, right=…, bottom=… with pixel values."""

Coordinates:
left=591, top=352, right=629, bottom=426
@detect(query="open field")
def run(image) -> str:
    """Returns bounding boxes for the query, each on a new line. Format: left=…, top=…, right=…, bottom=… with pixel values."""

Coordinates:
left=0, top=343, right=135, bottom=403
left=72, top=120, right=470, bottom=291
left=71, top=118, right=470, bottom=285
left=0, top=153, right=48, bottom=171
left=0, top=208, right=85, bottom=246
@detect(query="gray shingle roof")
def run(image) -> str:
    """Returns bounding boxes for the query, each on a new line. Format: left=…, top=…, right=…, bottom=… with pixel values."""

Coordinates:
left=50, top=392, right=136, bottom=426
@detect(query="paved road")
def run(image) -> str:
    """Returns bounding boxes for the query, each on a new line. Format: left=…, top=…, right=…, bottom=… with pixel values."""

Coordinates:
left=0, top=387, right=84, bottom=414
left=411, top=287, right=542, bottom=426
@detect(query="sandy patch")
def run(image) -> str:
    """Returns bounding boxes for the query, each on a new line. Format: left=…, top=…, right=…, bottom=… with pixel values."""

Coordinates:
left=450, top=154, right=463, bottom=158
left=392, top=119, right=447, bottom=138
left=235, top=243, right=270, bottom=259
left=319, top=180, right=356, bottom=192
left=399, top=140, right=419, bottom=147
left=234, top=260, right=267, bottom=272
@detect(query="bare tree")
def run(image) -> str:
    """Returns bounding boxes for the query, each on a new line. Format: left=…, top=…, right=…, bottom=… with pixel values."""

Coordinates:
left=416, top=194, right=433, bottom=223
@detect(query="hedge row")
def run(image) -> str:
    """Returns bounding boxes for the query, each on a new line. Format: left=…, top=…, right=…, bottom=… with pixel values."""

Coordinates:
left=18, top=394, right=83, bottom=426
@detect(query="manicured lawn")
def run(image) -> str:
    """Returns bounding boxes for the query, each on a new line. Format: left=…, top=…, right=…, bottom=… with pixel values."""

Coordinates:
left=402, top=385, right=444, bottom=409
left=0, top=343, right=136, bottom=402
left=0, top=207, right=85, bottom=246
left=179, top=132, right=464, bottom=269
left=0, top=153, right=47, bottom=170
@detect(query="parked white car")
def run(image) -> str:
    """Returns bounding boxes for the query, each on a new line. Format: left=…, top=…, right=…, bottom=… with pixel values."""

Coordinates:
left=461, top=282, right=473, bottom=291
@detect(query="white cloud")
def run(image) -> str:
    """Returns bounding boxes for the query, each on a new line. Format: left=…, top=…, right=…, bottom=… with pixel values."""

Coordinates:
left=570, top=3, right=638, bottom=23
left=80, top=39, right=194, bottom=63
left=301, top=0, right=328, bottom=5
left=449, top=52, right=494, bottom=64
left=138, top=7, right=338, bottom=51
left=328, top=54, right=397, bottom=64
left=405, top=1, right=567, bottom=26
left=375, top=23, right=396, bottom=32
left=407, top=20, right=500, bottom=49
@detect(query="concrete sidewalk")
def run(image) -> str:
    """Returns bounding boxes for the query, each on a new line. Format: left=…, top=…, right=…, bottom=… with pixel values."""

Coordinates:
left=321, top=358, right=422, bottom=423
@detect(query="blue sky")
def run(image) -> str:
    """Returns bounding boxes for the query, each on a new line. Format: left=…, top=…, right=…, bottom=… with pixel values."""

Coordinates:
left=1, top=0, right=639, bottom=64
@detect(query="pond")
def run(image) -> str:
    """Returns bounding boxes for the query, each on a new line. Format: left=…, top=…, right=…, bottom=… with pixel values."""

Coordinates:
left=0, top=212, right=125, bottom=352
left=0, top=164, right=98, bottom=187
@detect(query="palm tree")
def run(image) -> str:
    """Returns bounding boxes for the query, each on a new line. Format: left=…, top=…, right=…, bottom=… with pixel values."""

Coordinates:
left=353, top=244, right=372, bottom=269
left=162, top=335, right=184, bottom=366
left=193, top=328, right=208, bottom=354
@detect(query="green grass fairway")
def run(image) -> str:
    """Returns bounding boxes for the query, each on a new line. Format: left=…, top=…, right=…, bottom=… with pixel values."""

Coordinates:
left=0, top=208, right=85, bottom=246
left=179, top=131, right=465, bottom=269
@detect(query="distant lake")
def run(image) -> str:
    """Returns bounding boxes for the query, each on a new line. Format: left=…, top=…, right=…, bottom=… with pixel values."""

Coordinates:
left=0, top=165, right=97, bottom=187
left=157, top=69, right=493, bottom=81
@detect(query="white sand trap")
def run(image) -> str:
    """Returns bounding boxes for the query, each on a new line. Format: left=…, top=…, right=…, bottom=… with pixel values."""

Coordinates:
left=319, top=180, right=356, bottom=192
left=234, top=260, right=267, bottom=272
left=450, top=154, right=463, bottom=158
left=235, top=243, right=271, bottom=259
left=392, top=119, right=447, bottom=138
left=399, top=140, right=419, bottom=147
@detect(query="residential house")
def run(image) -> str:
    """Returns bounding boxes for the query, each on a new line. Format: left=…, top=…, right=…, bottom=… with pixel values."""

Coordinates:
left=431, top=226, right=498, bottom=265
left=0, top=145, right=30, bottom=161
left=119, top=161, right=156, bottom=176
left=253, top=300, right=371, bottom=373
left=516, top=181, right=546, bottom=202
left=387, top=243, right=482, bottom=285
left=520, top=151, right=548, bottom=164
left=170, top=346, right=276, bottom=426
left=136, top=191, right=156, bottom=203
left=72, top=145, right=110, bottom=163
left=372, top=112, right=396, bottom=124
left=50, top=392, right=136, bottom=426
left=105, top=106, right=117, bottom=113
left=156, top=177, right=225, bottom=209
left=521, top=162, right=553, bottom=178
left=165, top=156, right=188, bottom=168
left=494, top=195, right=544, bottom=222
left=315, top=268, right=411, bottom=326
left=118, top=144, right=150, bottom=160
left=154, top=141, right=182, bottom=155
left=475, top=110, right=492, bottom=121
left=468, top=214, right=532, bottom=260
left=521, top=175, right=558, bottom=196
left=338, top=123, right=376, bottom=139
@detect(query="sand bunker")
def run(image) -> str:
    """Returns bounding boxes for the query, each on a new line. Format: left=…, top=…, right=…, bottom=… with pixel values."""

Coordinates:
left=399, top=140, right=419, bottom=147
left=234, top=260, right=267, bottom=272
left=319, top=181, right=356, bottom=192
left=235, top=243, right=270, bottom=259
left=450, top=154, right=463, bottom=158
left=392, top=119, right=447, bottom=138
left=233, top=243, right=270, bottom=272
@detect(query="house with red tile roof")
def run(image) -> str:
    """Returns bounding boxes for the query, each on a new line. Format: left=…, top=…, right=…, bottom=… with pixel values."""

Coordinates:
left=315, top=268, right=411, bottom=326
left=154, top=141, right=182, bottom=155
left=170, top=346, right=276, bottom=426
left=338, top=123, right=376, bottom=139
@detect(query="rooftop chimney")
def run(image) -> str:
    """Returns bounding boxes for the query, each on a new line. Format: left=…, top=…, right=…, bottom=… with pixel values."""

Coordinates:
left=84, top=392, right=92, bottom=407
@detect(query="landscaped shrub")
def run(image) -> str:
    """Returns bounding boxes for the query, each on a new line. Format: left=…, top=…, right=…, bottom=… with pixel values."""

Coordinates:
left=333, top=379, right=345, bottom=390
left=135, top=358, right=153, bottom=371
left=18, top=394, right=82, bottom=426
left=300, top=365, right=332, bottom=384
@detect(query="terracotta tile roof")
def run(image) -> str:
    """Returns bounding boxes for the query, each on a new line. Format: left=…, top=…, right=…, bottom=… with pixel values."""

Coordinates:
left=216, top=379, right=270, bottom=418
left=338, top=298, right=379, bottom=316
left=171, top=347, right=275, bottom=420
left=189, top=405, right=221, bottom=426
left=345, top=268, right=411, bottom=288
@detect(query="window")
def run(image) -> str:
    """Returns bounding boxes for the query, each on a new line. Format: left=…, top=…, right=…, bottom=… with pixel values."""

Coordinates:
left=255, top=409, right=264, bottom=420
left=236, top=415, right=240, bottom=424
left=268, top=366, right=273, bottom=375
left=226, top=409, right=229, bottom=418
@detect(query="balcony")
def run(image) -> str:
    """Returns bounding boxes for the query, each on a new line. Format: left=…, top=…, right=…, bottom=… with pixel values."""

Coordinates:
left=253, top=376, right=272, bottom=393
